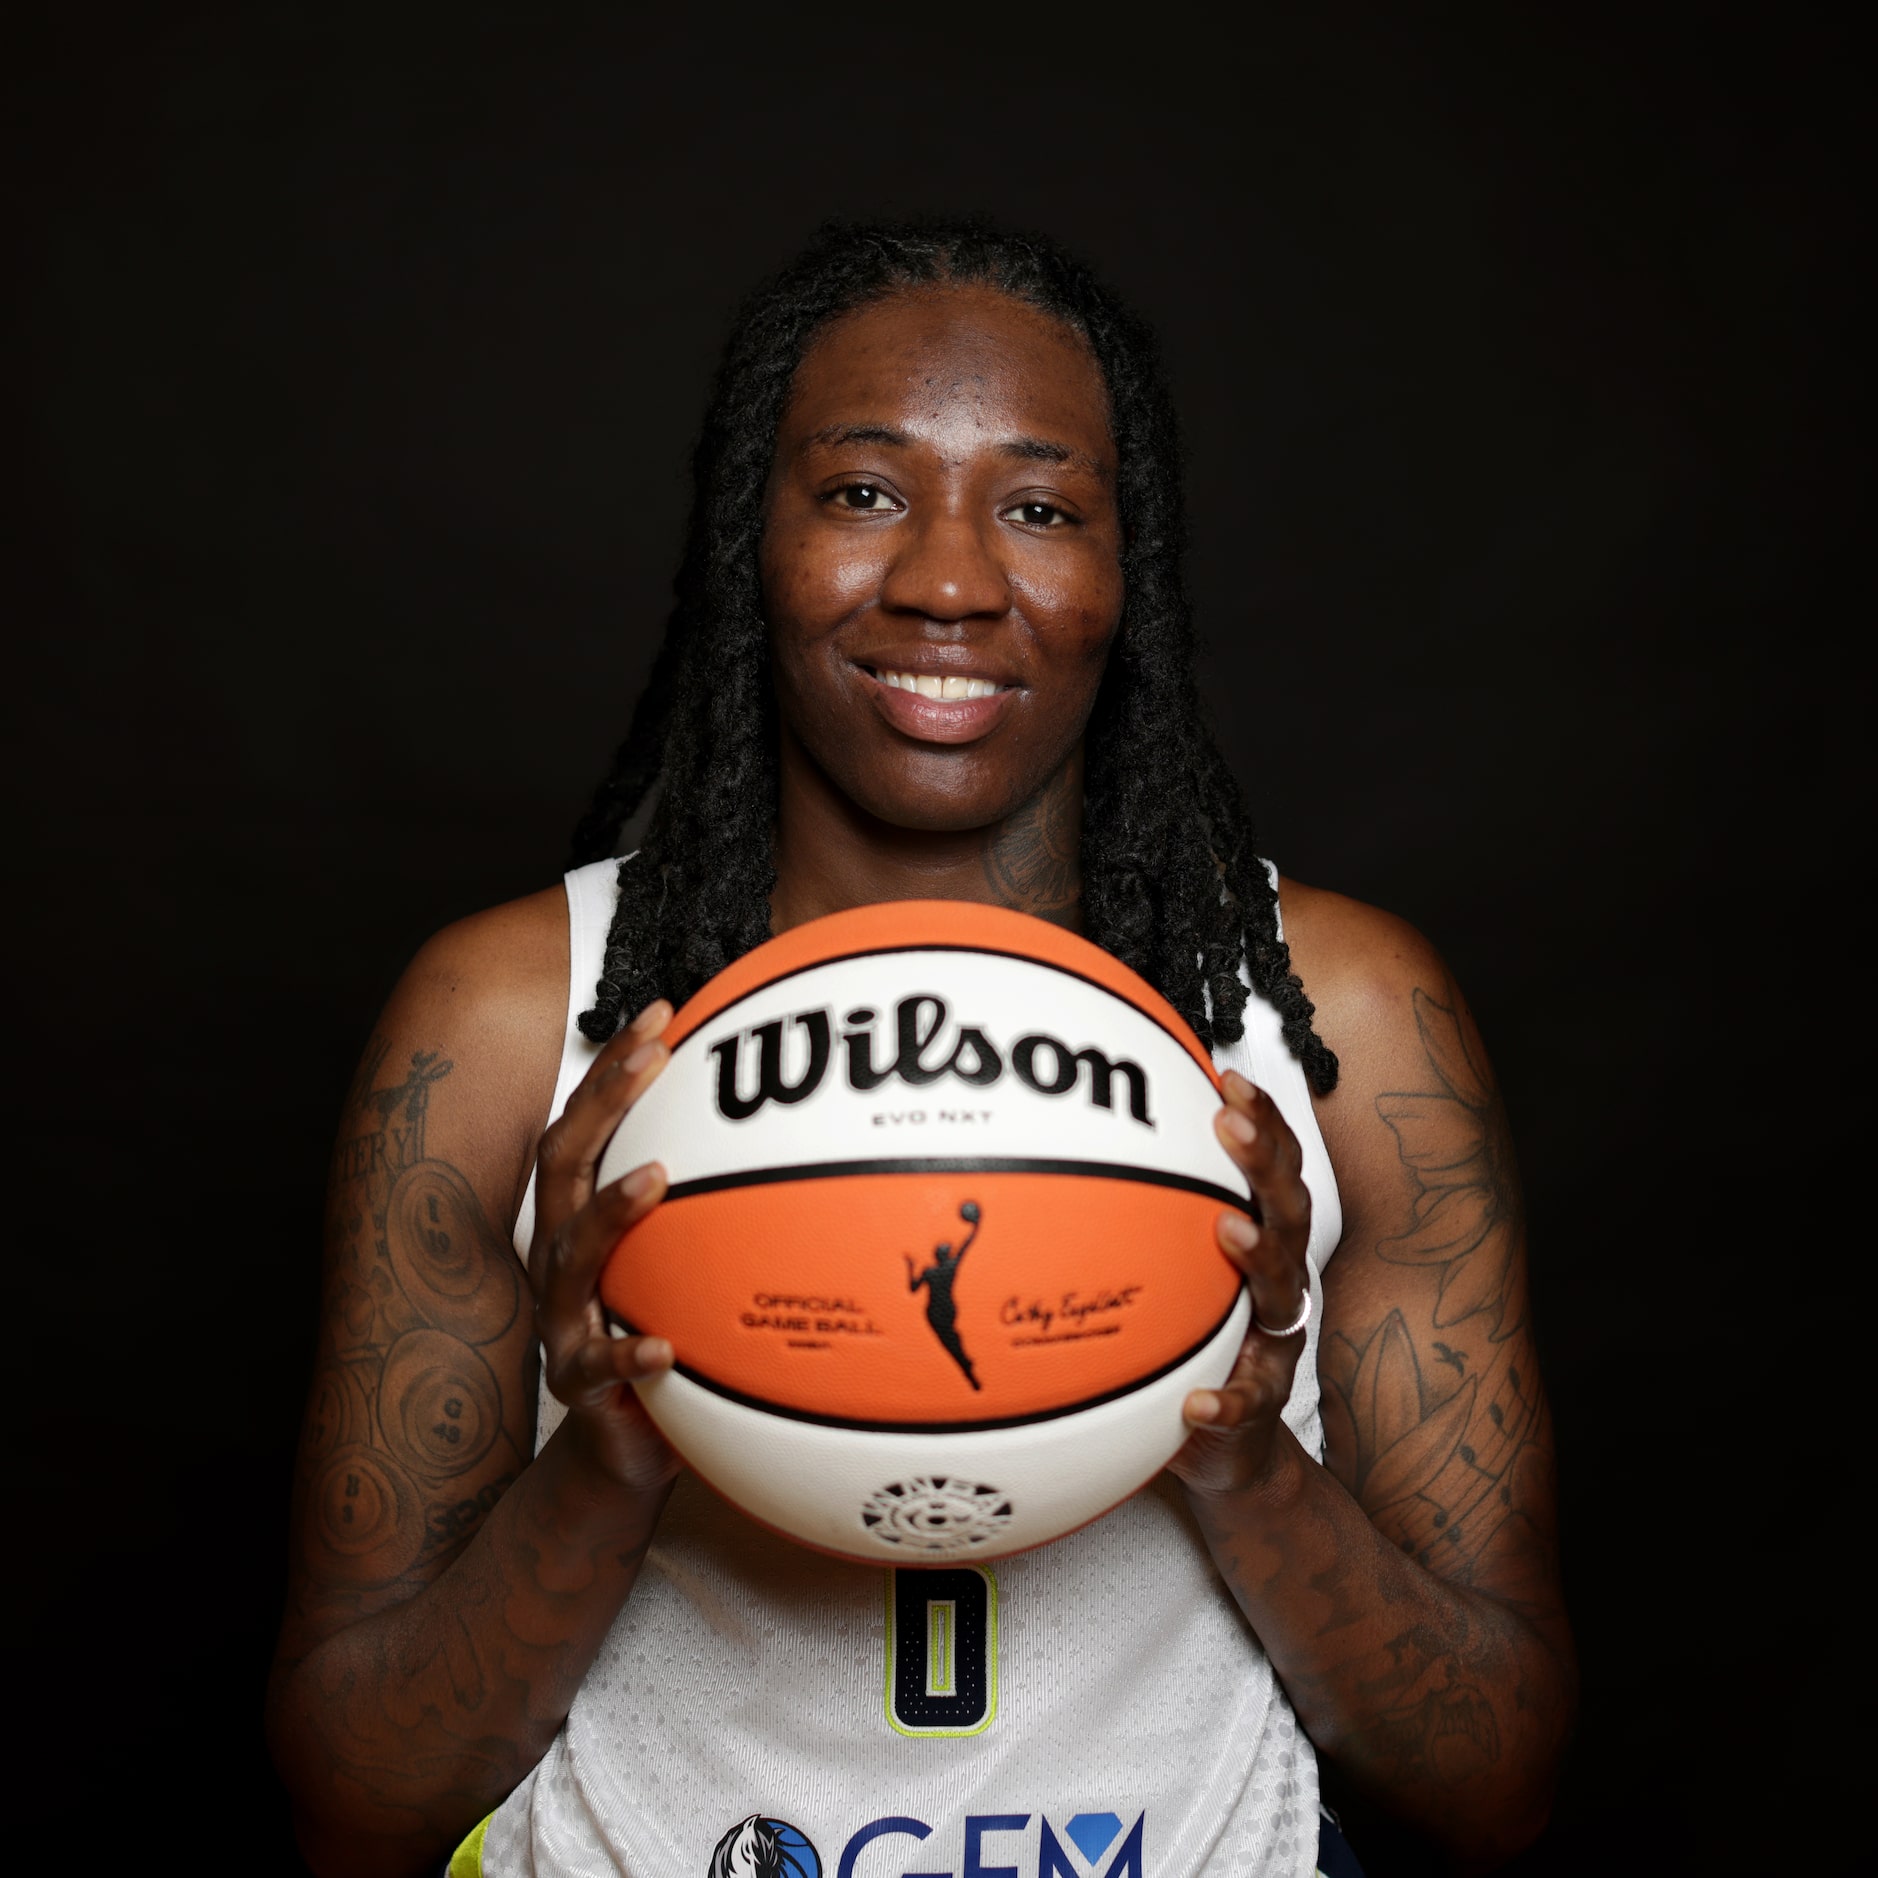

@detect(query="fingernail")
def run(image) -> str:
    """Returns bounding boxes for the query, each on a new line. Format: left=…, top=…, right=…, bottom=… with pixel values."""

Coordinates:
left=629, top=999, right=672, bottom=1036
left=1221, top=1110, right=1256, bottom=1145
left=623, top=1040, right=661, bottom=1075
left=616, top=1164, right=657, bottom=1199
left=1186, top=1391, right=1221, bottom=1425
left=635, top=1337, right=673, bottom=1370
left=1224, top=1070, right=1254, bottom=1099
left=1220, top=1212, right=1259, bottom=1252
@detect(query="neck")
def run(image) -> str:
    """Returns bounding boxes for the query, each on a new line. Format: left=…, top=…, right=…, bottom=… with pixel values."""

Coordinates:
left=770, top=740, right=1086, bottom=935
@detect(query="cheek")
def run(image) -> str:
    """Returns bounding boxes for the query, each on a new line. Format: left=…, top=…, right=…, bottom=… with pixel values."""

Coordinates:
left=1084, top=575, right=1127, bottom=651
left=1025, top=557, right=1126, bottom=667
left=761, top=524, right=881, bottom=641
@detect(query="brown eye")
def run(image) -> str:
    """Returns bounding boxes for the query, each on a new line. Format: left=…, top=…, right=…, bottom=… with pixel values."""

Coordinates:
left=1003, top=500, right=1071, bottom=528
left=832, top=483, right=895, bottom=512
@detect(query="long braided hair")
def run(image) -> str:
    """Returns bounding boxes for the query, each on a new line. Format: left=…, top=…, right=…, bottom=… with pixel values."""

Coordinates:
left=569, top=218, right=1337, bottom=1094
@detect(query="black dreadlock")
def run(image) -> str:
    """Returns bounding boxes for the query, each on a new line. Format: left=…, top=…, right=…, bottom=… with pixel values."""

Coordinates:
left=569, top=218, right=1337, bottom=1095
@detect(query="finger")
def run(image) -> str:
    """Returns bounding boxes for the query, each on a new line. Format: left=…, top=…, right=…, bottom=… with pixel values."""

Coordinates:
left=536, top=1159, right=668, bottom=1340
left=1181, top=1330, right=1298, bottom=1430
left=1169, top=1335, right=1303, bottom=1492
left=626, top=997, right=676, bottom=1041
left=533, top=1022, right=672, bottom=1238
left=1216, top=1073, right=1306, bottom=1202
left=549, top=1328, right=676, bottom=1410
left=1215, top=1208, right=1311, bottom=1344
left=564, top=1000, right=675, bottom=1129
left=1214, top=1074, right=1311, bottom=1242
left=1181, top=1380, right=1267, bottom=1431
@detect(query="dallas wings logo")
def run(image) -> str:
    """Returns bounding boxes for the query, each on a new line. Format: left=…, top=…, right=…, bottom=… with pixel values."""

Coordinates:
left=707, top=1815, right=821, bottom=1878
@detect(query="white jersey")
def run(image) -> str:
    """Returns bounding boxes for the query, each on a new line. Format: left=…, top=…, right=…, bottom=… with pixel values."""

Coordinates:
left=484, top=860, right=1343, bottom=1878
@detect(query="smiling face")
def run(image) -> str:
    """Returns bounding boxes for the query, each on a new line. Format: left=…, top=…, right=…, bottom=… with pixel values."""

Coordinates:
left=759, top=284, right=1125, bottom=843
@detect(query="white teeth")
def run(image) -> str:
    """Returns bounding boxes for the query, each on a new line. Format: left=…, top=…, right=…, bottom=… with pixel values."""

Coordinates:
left=877, top=669, right=1002, bottom=700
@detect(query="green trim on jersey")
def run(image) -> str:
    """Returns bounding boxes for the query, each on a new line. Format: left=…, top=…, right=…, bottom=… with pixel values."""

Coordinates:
left=446, top=1812, right=491, bottom=1877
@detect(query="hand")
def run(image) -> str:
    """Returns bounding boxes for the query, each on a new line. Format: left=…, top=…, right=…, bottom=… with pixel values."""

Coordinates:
left=1166, top=1069, right=1314, bottom=1497
left=529, top=998, right=683, bottom=1495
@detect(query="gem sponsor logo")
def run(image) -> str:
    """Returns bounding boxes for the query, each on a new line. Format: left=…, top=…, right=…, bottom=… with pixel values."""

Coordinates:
left=708, top=1811, right=1145, bottom=1878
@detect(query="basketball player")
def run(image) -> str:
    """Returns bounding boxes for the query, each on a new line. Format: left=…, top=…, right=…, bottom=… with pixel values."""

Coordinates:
left=267, top=222, right=1574, bottom=1878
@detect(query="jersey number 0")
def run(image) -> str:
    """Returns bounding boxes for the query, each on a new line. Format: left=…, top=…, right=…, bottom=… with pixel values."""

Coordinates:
left=885, top=1565, right=999, bottom=1737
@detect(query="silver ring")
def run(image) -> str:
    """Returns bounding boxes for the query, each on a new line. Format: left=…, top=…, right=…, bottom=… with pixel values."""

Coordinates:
left=1250, top=1278, right=1311, bottom=1339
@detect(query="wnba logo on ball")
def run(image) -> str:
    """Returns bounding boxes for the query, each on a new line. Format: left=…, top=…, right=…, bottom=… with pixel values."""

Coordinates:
left=709, top=995, right=1155, bottom=1126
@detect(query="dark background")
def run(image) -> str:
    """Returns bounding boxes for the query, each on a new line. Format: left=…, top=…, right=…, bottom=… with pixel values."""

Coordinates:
left=6, top=3, right=1863, bottom=1871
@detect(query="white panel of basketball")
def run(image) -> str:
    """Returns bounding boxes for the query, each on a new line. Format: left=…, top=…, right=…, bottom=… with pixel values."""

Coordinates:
left=596, top=948, right=1243, bottom=1197
left=642, top=1292, right=1250, bottom=1561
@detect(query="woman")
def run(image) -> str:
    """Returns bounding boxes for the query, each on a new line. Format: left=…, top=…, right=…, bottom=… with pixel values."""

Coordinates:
left=267, top=221, right=1573, bottom=1878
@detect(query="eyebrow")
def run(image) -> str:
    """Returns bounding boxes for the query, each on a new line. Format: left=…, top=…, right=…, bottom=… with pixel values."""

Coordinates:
left=803, top=422, right=1106, bottom=476
left=807, top=422, right=908, bottom=450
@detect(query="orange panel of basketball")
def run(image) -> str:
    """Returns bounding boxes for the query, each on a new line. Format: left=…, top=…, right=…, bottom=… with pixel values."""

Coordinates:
left=601, top=1174, right=1239, bottom=1426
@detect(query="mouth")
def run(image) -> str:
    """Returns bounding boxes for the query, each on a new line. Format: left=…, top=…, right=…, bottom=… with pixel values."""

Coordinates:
left=858, top=663, right=1018, bottom=744
left=869, top=666, right=1008, bottom=701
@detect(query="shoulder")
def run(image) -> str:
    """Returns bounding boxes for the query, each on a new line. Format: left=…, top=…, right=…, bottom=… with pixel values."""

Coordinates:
left=1272, top=874, right=1497, bottom=1232
left=1274, top=874, right=1450, bottom=1055
left=393, top=882, right=572, bottom=1041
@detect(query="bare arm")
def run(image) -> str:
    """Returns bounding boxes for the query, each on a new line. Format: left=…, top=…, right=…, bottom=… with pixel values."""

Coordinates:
left=266, top=899, right=681, bottom=1878
left=1170, top=888, right=1573, bottom=1868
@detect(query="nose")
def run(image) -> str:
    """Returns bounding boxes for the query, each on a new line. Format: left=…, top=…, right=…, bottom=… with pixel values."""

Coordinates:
left=877, top=504, right=1013, bottom=625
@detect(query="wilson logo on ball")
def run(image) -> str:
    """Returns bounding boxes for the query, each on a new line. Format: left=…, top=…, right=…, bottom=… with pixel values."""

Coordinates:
left=709, top=994, right=1155, bottom=1125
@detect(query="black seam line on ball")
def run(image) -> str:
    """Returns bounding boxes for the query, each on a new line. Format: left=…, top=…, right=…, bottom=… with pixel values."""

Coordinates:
left=662, top=1157, right=1251, bottom=1212
left=651, top=1293, right=1246, bottom=1434
left=663, top=942, right=1213, bottom=1070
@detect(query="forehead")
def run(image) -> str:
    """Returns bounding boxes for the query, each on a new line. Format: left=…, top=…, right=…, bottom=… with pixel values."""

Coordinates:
left=781, top=284, right=1113, bottom=462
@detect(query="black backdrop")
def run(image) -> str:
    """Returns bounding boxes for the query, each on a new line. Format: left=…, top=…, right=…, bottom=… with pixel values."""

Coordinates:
left=7, top=4, right=1862, bottom=1872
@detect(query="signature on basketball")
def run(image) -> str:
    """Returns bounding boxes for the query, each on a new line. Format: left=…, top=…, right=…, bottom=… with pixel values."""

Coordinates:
left=1000, top=1287, right=1142, bottom=1342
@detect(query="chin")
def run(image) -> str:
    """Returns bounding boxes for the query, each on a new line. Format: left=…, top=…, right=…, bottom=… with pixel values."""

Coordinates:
left=827, top=746, right=1028, bottom=835
left=861, top=783, right=1024, bottom=837
left=885, top=802, right=1014, bottom=837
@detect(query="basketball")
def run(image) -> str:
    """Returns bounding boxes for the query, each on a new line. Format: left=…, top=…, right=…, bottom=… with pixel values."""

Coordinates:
left=595, top=900, right=1251, bottom=1563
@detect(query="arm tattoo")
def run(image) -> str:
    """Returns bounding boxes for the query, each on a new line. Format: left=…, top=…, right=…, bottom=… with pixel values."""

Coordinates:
left=303, top=1043, right=528, bottom=1612
left=1180, top=982, right=1567, bottom=1836
left=1299, top=989, right=1561, bottom=1795
left=1321, top=987, right=1547, bottom=1581
left=278, top=1043, right=669, bottom=1854
left=1372, top=988, right=1524, bottom=1341
left=1358, top=1618, right=1504, bottom=1788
